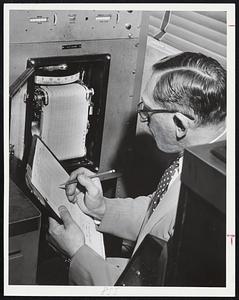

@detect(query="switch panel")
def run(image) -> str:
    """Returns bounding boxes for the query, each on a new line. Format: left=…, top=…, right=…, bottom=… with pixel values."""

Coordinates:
left=10, top=10, right=142, bottom=43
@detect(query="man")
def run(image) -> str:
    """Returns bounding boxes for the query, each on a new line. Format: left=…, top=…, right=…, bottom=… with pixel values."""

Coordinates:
left=48, top=52, right=226, bottom=285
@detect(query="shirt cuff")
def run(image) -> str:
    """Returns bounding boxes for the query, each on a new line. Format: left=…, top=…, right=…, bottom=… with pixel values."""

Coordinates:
left=93, top=218, right=101, bottom=226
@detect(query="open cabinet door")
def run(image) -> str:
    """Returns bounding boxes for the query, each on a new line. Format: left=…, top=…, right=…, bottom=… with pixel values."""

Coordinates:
left=10, top=67, right=35, bottom=161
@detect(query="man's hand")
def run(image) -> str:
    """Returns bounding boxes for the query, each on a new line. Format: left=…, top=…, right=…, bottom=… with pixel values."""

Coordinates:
left=66, top=167, right=106, bottom=220
left=48, top=206, right=85, bottom=258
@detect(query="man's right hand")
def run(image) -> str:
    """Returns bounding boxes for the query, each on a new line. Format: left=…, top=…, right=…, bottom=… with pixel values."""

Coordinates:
left=66, top=167, right=106, bottom=221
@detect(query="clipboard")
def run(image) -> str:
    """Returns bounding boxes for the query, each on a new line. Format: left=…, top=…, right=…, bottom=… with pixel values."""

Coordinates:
left=25, top=135, right=105, bottom=258
left=25, top=135, right=65, bottom=224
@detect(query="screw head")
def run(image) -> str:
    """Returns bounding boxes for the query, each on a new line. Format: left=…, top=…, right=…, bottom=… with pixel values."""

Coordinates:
left=125, top=23, right=132, bottom=30
left=136, top=270, right=141, bottom=276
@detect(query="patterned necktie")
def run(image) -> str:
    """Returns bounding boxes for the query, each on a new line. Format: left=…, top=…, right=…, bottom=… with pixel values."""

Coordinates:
left=148, top=156, right=181, bottom=218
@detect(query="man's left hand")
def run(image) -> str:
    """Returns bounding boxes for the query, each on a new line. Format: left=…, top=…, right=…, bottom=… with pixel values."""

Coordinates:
left=48, top=206, right=85, bottom=258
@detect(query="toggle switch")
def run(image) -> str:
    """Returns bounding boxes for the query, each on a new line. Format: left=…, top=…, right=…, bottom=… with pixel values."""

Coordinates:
left=68, top=14, right=77, bottom=22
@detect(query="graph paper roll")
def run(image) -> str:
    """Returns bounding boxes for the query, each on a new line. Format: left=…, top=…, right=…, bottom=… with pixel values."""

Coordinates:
left=40, top=83, right=89, bottom=160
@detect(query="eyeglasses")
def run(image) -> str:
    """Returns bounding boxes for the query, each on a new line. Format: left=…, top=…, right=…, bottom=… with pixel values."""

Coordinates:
left=137, top=102, right=195, bottom=122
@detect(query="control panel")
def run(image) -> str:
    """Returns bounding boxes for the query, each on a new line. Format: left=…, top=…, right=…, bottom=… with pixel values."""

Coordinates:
left=10, top=10, right=142, bottom=43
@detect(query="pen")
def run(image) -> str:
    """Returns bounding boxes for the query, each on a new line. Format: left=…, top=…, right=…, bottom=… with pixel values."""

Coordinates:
left=59, top=169, right=116, bottom=189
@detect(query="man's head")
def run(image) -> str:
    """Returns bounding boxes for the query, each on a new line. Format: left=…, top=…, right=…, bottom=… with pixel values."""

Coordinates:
left=140, top=52, right=226, bottom=153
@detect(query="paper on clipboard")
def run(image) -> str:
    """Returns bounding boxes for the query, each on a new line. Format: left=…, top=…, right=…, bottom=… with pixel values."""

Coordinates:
left=28, top=136, right=105, bottom=259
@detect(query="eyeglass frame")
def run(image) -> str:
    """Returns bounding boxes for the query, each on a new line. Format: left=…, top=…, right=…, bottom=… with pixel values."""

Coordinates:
left=137, top=102, right=195, bottom=121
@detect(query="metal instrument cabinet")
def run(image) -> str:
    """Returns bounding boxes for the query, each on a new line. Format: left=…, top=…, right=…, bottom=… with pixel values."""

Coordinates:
left=166, top=141, right=226, bottom=286
left=9, top=180, right=41, bottom=284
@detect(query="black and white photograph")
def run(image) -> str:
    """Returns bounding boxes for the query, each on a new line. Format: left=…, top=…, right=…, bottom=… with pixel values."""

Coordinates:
left=4, top=3, right=235, bottom=297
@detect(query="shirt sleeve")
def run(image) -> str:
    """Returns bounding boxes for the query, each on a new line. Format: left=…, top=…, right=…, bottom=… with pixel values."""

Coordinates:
left=69, top=245, right=128, bottom=286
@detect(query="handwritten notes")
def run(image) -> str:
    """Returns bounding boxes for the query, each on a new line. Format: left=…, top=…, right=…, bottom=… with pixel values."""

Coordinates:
left=31, top=137, right=105, bottom=258
left=100, top=287, right=120, bottom=296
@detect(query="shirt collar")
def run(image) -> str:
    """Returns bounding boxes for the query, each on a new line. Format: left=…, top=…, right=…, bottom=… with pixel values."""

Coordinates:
left=178, top=156, right=183, bottom=174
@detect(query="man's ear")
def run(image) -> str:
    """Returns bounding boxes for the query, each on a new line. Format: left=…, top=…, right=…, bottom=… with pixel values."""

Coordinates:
left=173, top=112, right=190, bottom=141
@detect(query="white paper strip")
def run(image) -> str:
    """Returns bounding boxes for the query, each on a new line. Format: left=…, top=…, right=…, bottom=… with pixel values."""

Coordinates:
left=40, top=83, right=89, bottom=160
